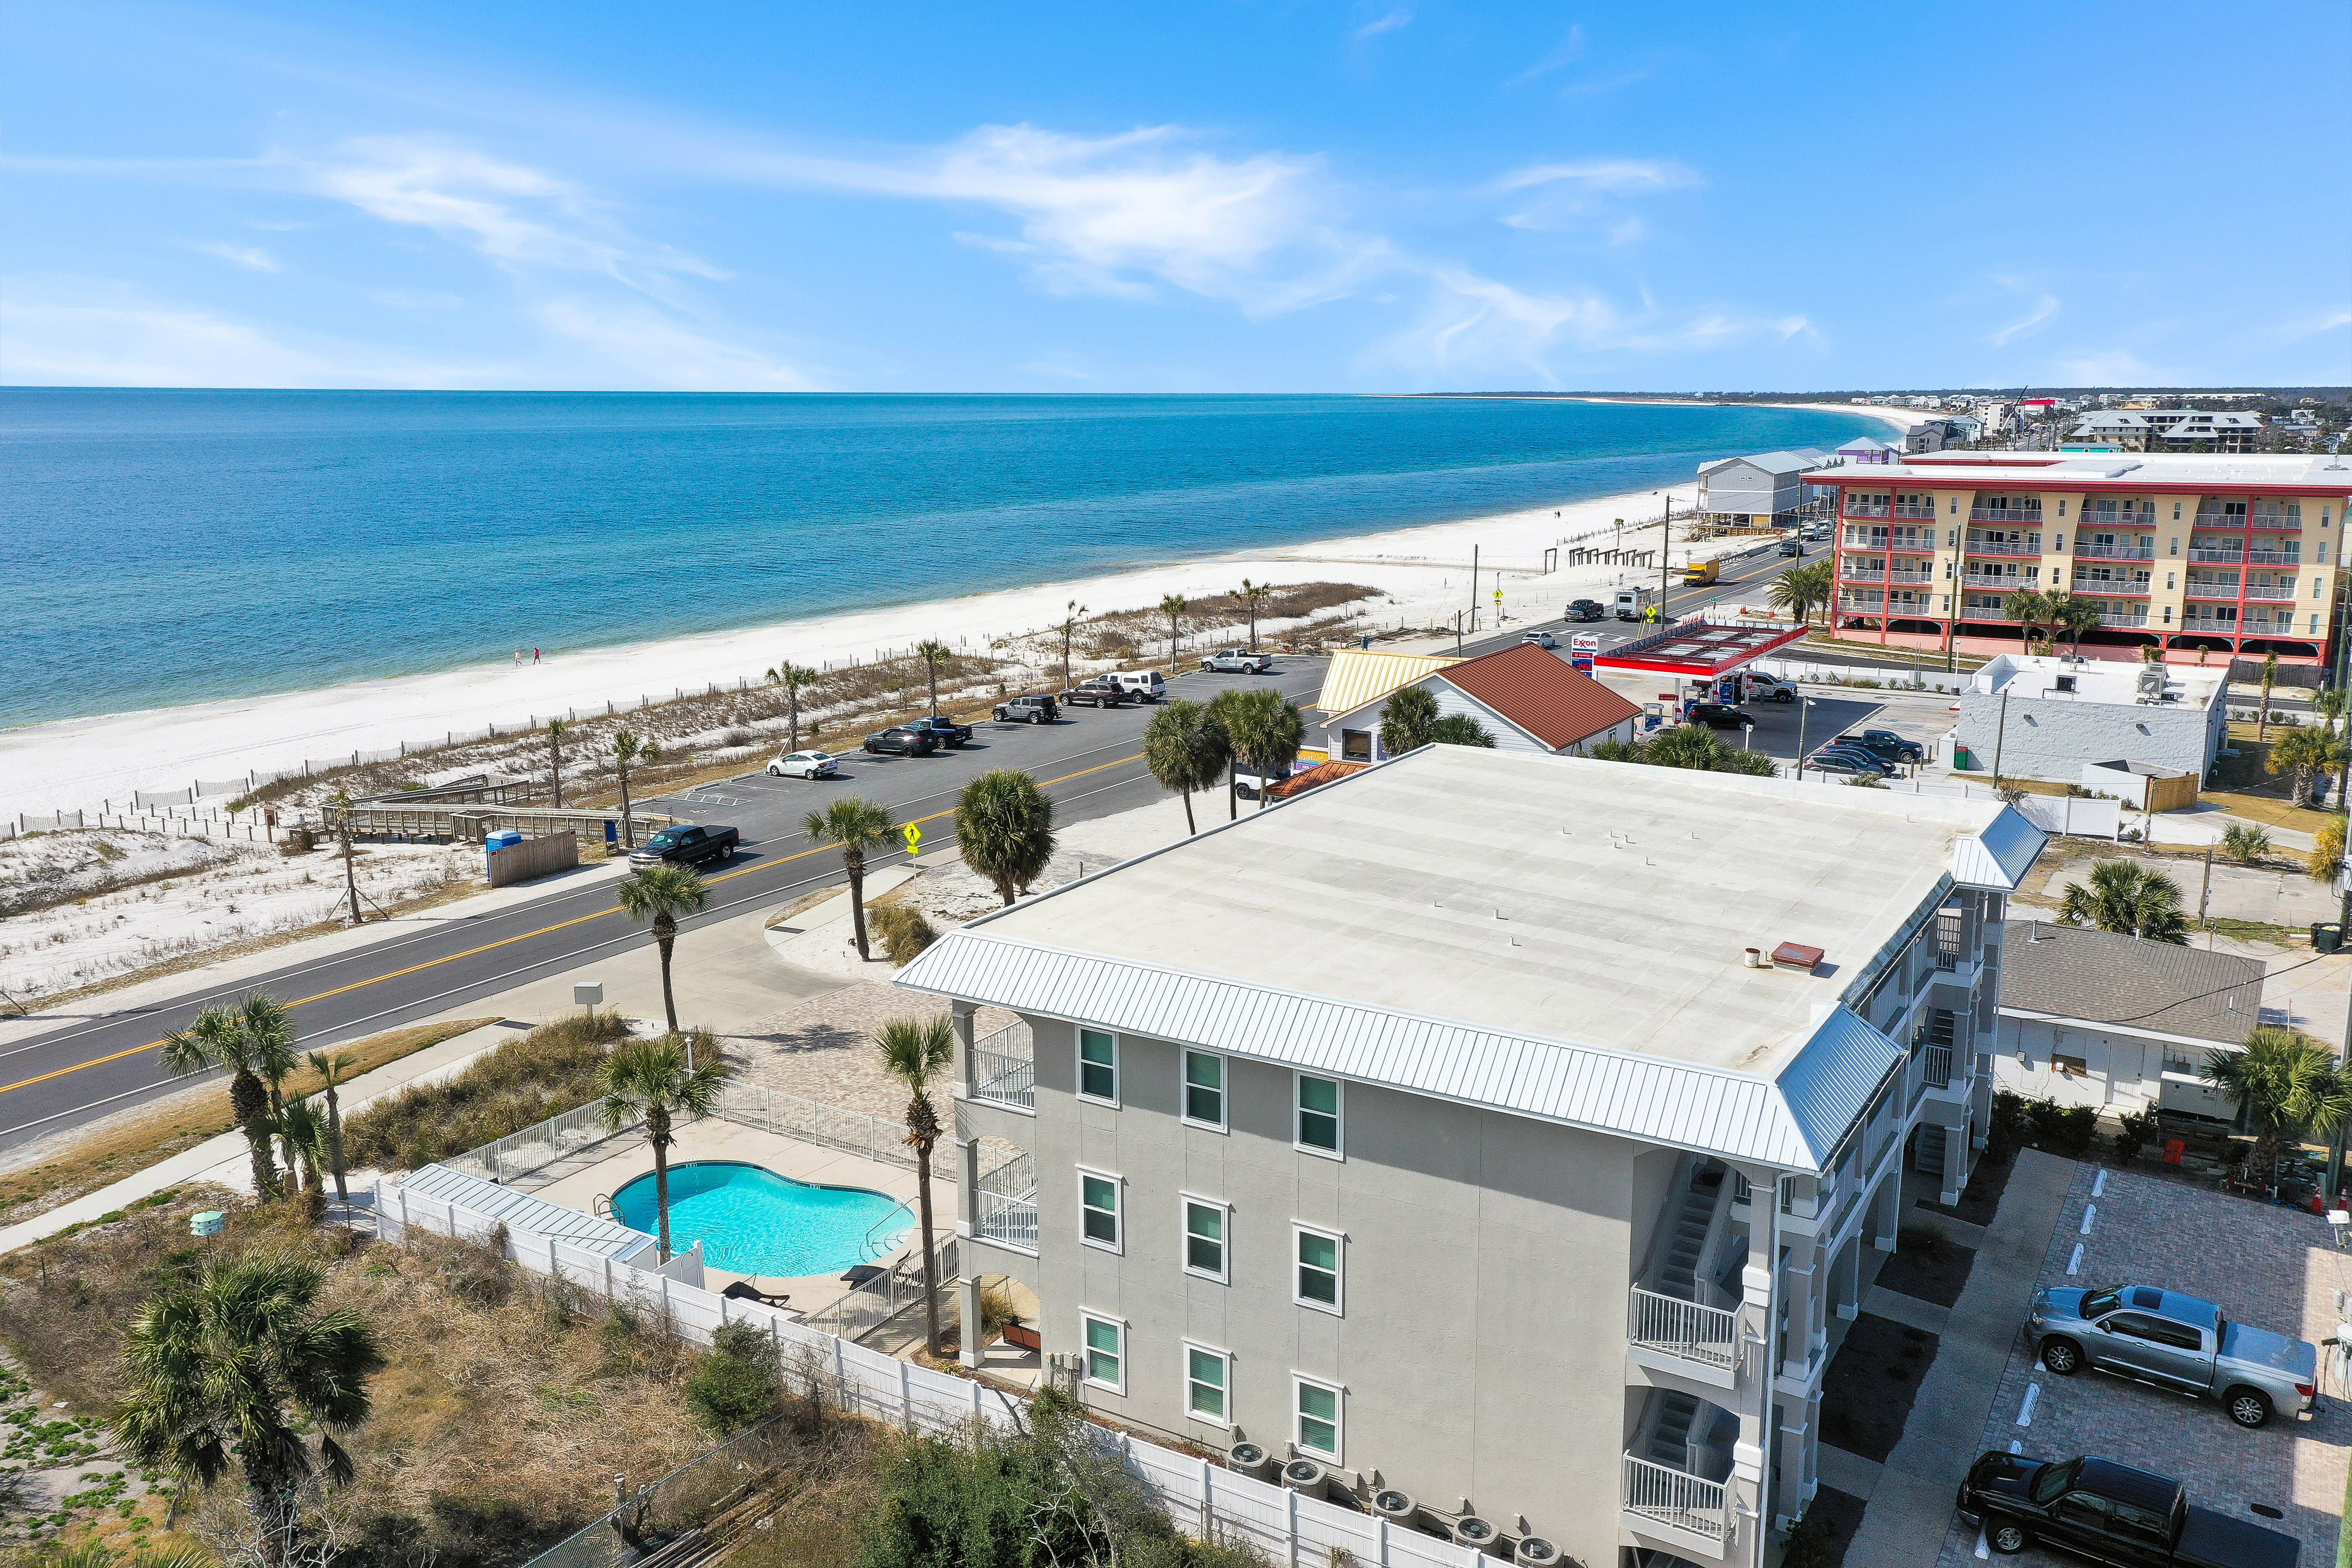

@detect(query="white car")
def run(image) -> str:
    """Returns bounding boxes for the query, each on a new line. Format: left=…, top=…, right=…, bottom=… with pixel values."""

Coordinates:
left=768, top=750, right=839, bottom=780
left=1521, top=630, right=1558, bottom=649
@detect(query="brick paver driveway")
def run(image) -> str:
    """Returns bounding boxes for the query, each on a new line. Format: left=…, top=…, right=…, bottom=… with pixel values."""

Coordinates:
left=1933, top=1163, right=2349, bottom=1565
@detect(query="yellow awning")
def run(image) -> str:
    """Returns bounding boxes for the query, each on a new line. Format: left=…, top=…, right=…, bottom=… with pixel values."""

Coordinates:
left=1313, top=649, right=1460, bottom=716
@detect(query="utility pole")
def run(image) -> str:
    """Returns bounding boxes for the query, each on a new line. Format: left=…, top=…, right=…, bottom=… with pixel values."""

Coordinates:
left=1796, top=693, right=1811, bottom=773
left=1470, top=545, right=1479, bottom=635
left=1991, top=687, right=2011, bottom=787
left=1659, top=495, right=1674, bottom=624
left=333, top=791, right=361, bottom=926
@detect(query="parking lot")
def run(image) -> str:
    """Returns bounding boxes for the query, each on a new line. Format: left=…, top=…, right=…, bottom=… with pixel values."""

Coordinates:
left=1932, top=1164, right=2349, bottom=1565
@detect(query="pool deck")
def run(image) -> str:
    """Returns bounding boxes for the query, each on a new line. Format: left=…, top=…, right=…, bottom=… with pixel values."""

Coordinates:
left=522, top=1118, right=923, bottom=1322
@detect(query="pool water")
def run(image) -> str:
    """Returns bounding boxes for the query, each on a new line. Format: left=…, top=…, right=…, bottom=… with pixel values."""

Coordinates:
left=611, top=1161, right=911, bottom=1277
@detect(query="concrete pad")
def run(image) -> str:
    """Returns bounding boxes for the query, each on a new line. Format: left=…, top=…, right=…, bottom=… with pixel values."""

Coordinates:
left=1862, top=1286, right=1953, bottom=1338
left=1843, top=1150, right=2075, bottom=1568
left=1817, top=1445, right=1886, bottom=1502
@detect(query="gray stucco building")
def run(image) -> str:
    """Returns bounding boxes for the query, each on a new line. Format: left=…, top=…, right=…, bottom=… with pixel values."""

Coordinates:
left=1954, top=653, right=2228, bottom=786
left=898, top=746, right=2043, bottom=1568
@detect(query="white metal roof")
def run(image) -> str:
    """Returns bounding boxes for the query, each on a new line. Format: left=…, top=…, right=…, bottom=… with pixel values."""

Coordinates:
left=392, top=1164, right=659, bottom=1261
left=1698, top=448, right=1829, bottom=478
left=896, top=747, right=2043, bottom=1170
left=1804, top=452, right=2352, bottom=490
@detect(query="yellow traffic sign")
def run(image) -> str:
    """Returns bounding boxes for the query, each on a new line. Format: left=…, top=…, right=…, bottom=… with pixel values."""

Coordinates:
left=901, top=824, right=923, bottom=855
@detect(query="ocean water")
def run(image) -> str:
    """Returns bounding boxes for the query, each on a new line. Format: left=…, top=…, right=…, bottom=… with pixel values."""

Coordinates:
left=0, top=390, right=1879, bottom=728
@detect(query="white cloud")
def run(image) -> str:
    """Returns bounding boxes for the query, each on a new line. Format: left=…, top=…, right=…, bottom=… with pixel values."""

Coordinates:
left=1352, top=9, right=1412, bottom=40
left=369, top=288, right=464, bottom=309
left=193, top=241, right=279, bottom=271
left=1492, top=158, right=1698, bottom=195
left=531, top=297, right=822, bottom=391
left=1504, top=25, right=1585, bottom=87
left=1987, top=279, right=2059, bottom=347
left=1368, top=269, right=1819, bottom=379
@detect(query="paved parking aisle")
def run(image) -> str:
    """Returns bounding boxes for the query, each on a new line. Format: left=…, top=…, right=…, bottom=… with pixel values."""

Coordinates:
left=1930, top=1164, right=2350, bottom=1566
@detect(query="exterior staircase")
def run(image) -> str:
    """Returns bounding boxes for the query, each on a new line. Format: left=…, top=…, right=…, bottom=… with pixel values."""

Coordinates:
left=1655, top=1164, right=1725, bottom=1300
left=1643, top=1390, right=1702, bottom=1470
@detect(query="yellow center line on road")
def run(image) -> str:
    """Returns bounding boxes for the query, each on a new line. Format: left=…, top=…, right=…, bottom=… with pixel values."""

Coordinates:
left=0, top=750, right=1147, bottom=1100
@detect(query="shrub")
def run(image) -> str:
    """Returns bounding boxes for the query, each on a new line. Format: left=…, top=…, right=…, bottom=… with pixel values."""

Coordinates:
left=868, top=903, right=939, bottom=966
left=2114, top=1107, right=2162, bottom=1162
left=2221, top=822, right=2272, bottom=865
left=343, top=1011, right=641, bottom=1171
left=685, top=1320, right=784, bottom=1436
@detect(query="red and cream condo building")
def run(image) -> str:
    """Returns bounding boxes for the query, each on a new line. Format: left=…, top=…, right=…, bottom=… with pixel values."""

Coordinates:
left=1806, top=453, right=2352, bottom=665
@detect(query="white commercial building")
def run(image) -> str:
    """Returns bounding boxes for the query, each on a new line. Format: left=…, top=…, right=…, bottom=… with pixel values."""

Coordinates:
left=1954, top=653, right=2229, bottom=785
left=903, top=746, right=2043, bottom=1567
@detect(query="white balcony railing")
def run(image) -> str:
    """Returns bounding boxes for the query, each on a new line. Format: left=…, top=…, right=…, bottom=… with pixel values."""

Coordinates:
left=1967, top=539, right=2040, bottom=555
left=1891, top=503, right=1937, bottom=520
left=2244, top=584, right=2299, bottom=601
left=973, top=1149, right=1038, bottom=1252
left=1622, top=1455, right=1732, bottom=1546
left=1923, top=1044, right=1954, bottom=1087
left=1629, top=1286, right=1742, bottom=1373
left=970, top=1020, right=1035, bottom=1111
left=2078, top=542, right=2154, bottom=559
left=2069, top=578, right=2151, bottom=597
left=2188, top=548, right=2245, bottom=563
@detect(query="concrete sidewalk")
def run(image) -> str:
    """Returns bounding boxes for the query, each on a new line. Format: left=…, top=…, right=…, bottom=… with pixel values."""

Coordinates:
left=1842, top=1150, right=2076, bottom=1568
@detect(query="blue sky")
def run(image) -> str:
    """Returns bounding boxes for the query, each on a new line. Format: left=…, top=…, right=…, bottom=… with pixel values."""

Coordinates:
left=6, top=1, right=2346, bottom=394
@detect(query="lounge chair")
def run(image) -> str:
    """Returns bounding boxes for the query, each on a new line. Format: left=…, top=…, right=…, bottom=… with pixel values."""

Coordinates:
left=720, top=1280, right=791, bottom=1308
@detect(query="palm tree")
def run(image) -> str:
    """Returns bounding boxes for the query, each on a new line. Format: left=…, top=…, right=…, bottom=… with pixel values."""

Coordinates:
left=304, top=1050, right=358, bottom=1202
left=2056, top=858, right=2189, bottom=943
left=2311, top=815, right=2345, bottom=886
left=765, top=662, right=818, bottom=751
left=597, top=1036, right=723, bottom=1262
left=1234, top=579, right=1275, bottom=649
left=873, top=1017, right=954, bottom=1359
left=1054, top=600, right=1087, bottom=689
left=611, top=729, right=659, bottom=848
left=1766, top=562, right=1828, bottom=628
left=115, top=1254, right=384, bottom=1566
left=2044, top=591, right=2102, bottom=654
left=915, top=639, right=953, bottom=717
left=1159, top=594, right=1188, bottom=674
left=955, top=770, right=1057, bottom=906
left=2269, top=724, right=2347, bottom=806
left=1204, top=689, right=1252, bottom=821
left=1218, top=687, right=1303, bottom=809
left=1379, top=687, right=1439, bottom=755
left=2003, top=587, right=2055, bottom=651
left=2312, top=686, right=2346, bottom=735
left=804, top=798, right=896, bottom=961
left=276, top=1098, right=326, bottom=1196
left=1143, top=700, right=1228, bottom=834
left=160, top=995, right=300, bottom=1199
left=1427, top=714, right=1495, bottom=747
left=2202, top=1026, right=2352, bottom=1193
left=547, top=718, right=568, bottom=809
left=2257, top=652, right=2279, bottom=742
left=616, top=864, right=711, bottom=1032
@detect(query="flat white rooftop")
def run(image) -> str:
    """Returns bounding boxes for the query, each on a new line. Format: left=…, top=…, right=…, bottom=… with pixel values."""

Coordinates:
left=1968, top=653, right=2226, bottom=709
left=1806, top=452, right=2352, bottom=490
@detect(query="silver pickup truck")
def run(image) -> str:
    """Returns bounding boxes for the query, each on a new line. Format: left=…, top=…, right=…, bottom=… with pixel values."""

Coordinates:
left=2028, top=1283, right=2317, bottom=1429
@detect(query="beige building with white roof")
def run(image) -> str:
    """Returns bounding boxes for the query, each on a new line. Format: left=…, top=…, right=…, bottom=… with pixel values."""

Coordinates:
left=900, top=745, right=2044, bottom=1567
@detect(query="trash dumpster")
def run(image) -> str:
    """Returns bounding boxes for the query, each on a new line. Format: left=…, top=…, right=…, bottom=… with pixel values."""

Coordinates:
left=2313, top=923, right=2343, bottom=955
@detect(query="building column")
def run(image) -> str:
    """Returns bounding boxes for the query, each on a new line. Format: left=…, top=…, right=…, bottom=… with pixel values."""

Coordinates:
left=955, top=1134, right=983, bottom=1369
left=951, top=998, right=978, bottom=1098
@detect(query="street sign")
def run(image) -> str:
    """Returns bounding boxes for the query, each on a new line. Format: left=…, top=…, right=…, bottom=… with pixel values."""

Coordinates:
left=1569, top=633, right=1599, bottom=675
left=901, top=824, right=923, bottom=856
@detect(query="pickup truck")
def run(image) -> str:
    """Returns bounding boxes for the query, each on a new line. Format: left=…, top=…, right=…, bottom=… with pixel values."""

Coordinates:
left=862, top=726, right=939, bottom=756
left=1956, top=1450, right=2300, bottom=1565
left=1200, top=649, right=1274, bottom=674
left=2030, top=1283, right=2318, bottom=1428
left=1058, top=679, right=1128, bottom=708
left=1837, top=729, right=1927, bottom=764
left=628, top=824, right=741, bottom=869
left=994, top=694, right=1060, bottom=724
left=905, top=716, right=974, bottom=747
left=1564, top=599, right=1606, bottom=622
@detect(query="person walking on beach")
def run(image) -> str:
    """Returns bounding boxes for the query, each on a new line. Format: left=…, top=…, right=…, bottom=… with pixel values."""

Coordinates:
left=513, top=649, right=522, bottom=667
left=533, top=646, right=541, bottom=664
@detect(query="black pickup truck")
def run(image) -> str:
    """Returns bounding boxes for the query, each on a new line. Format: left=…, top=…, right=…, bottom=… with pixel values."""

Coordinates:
left=904, top=716, right=974, bottom=748
left=1958, top=1451, right=2299, bottom=1565
left=627, top=824, right=741, bottom=870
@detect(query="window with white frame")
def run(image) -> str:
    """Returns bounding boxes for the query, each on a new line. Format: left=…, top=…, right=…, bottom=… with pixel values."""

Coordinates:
left=1081, top=1314, right=1124, bottom=1393
left=1293, top=1376, right=1342, bottom=1461
left=1078, top=1029, right=1118, bottom=1103
left=1295, top=1073, right=1342, bottom=1156
left=1080, top=1171, right=1121, bottom=1251
left=1183, top=1198, right=1228, bottom=1282
left=1185, top=1344, right=1231, bottom=1424
left=1182, top=1049, right=1225, bottom=1130
left=1294, top=1224, right=1342, bottom=1312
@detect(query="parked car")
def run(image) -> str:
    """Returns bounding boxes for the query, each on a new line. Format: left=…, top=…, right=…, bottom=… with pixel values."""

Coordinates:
left=767, top=749, right=838, bottom=779
left=2029, top=1283, right=2318, bottom=1429
left=994, top=694, right=1060, bottom=724
left=1955, top=1450, right=2300, bottom=1565
left=862, top=725, right=939, bottom=756
left=905, top=716, right=974, bottom=747
left=1059, top=678, right=1129, bottom=708
left=1564, top=599, right=1606, bottom=622
left=1813, top=744, right=1898, bottom=774
left=628, top=823, right=741, bottom=868
left=1112, top=670, right=1166, bottom=702
left=1744, top=672, right=1798, bottom=703
left=1687, top=703, right=1755, bottom=731
left=1522, top=630, right=1558, bottom=649
left=1200, top=648, right=1274, bottom=674
left=1804, top=751, right=1890, bottom=778
left=1779, top=536, right=1805, bottom=557
left=1838, top=728, right=1927, bottom=764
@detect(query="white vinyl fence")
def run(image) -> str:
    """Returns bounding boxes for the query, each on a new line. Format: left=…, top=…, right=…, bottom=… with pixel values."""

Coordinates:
left=374, top=1177, right=1482, bottom=1568
left=1784, top=771, right=2123, bottom=838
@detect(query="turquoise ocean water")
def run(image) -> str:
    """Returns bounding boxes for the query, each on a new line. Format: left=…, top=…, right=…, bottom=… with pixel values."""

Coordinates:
left=0, top=391, right=1879, bottom=729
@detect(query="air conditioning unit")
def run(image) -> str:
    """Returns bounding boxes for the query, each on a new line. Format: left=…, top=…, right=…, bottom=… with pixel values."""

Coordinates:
left=1372, top=1487, right=1419, bottom=1526
left=1513, top=1537, right=1561, bottom=1566
left=1452, top=1514, right=1500, bottom=1552
left=1225, top=1441, right=1272, bottom=1482
left=1280, top=1458, right=1329, bottom=1501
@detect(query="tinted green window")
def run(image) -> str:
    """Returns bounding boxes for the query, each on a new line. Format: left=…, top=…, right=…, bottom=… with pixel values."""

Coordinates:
left=1082, top=1175, right=1119, bottom=1245
left=1184, top=1050, right=1224, bottom=1125
left=1084, top=1317, right=1121, bottom=1387
left=1079, top=1030, right=1117, bottom=1100
left=1296, top=1381, right=1338, bottom=1457
left=1187, top=1348, right=1227, bottom=1420
left=1297, top=1230, right=1339, bottom=1306
left=1296, top=1075, right=1341, bottom=1152
left=1185, top=1202, right=1224, bottom=1276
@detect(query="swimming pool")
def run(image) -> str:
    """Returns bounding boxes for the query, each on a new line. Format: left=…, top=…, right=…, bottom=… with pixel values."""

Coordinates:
left=611, top=1161, right=912, bottom=1277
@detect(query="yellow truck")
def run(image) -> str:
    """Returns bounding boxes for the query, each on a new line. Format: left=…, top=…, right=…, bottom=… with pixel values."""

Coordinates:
left=1683, top=559, right=1721, bottom=586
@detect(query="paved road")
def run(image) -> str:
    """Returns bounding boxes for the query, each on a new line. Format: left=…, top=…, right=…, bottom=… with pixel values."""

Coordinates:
left=0, top=661, right=1326, bottom=1155
left=0, top=531, right=1844, bottom=1155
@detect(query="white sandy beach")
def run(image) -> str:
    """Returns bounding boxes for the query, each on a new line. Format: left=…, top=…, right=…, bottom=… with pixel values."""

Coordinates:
left=0, top=404, right=1903, bottom=820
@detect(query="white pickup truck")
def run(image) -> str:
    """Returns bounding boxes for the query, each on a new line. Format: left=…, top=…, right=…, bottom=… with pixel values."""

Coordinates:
left=1200, top=649, right=1274, bottom=674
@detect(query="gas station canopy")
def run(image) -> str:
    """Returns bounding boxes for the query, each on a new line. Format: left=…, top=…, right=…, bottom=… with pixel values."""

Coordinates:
left=1591, top=622, right=1812, bottom=679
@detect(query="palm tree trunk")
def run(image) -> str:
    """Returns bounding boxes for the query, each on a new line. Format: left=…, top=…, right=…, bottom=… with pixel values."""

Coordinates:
left=1226, top=757, right=1237, bottom=821
left=232, top=1071, right=280, bottom=1198
left=788, top=688, right=800, bottom=752
left=655, top=922, right=679, bottom=1033
left=848, top=854, right=870, bottom=960
left=928, top=666, right=939, bottom=717
left=651, top=1124, right=674, bottom=1262
left=325, top=1087, right=348, bottom=1202
left=619, top=764, right=634, bottom=848
left=1180, top=786, right=1195, bottom=835
left=914, top=1135, right=940, bottom=1357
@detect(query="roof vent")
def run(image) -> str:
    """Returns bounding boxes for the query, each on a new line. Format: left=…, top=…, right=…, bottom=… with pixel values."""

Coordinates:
left=2055, top=675, right=2077, bottom=694
left=1771, top=941, right=1826, bottom=972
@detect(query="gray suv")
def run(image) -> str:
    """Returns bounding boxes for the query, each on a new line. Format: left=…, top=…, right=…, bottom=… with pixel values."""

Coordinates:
left=2029, top=1283, right=2317, bottom=1428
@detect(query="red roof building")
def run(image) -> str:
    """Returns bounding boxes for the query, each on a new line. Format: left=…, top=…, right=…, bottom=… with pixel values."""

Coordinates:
left=1314, top=641, right=1643, bottom=763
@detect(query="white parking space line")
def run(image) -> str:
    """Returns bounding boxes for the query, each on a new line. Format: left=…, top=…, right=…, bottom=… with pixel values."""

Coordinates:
left=2079, top=1204, right=2097, bottom=1235
left=2066, top=1243, right=2084, bottom=1276
left=2016, top=1383, right=2040, bottom=1426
